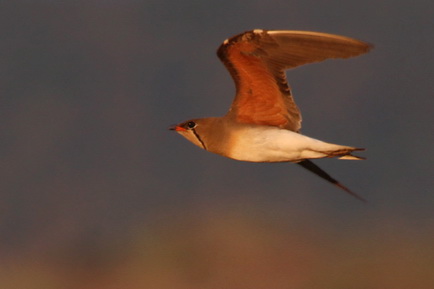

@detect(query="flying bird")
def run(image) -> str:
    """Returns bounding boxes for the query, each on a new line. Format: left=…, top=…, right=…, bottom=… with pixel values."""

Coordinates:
left=170, top=29, right=371, bottom=201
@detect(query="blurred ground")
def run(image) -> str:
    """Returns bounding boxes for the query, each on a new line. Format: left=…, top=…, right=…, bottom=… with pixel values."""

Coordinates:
left=0, top=1, right=433, bottom=288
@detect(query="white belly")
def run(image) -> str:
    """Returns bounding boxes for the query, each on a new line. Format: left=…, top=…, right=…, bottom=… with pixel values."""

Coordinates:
left=226, top=126, right=339, bottom=162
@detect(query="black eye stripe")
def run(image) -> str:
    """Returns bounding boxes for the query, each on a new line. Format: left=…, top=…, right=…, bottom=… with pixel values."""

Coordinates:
left=192, top=128, right=207, bottom=150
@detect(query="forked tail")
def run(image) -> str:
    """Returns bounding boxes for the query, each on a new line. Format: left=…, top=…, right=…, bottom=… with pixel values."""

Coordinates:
left=326, top=147, right=365, bottom=160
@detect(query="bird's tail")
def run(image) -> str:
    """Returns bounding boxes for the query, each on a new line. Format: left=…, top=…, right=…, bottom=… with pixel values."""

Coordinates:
left=302, top=144, right=365, bottom=161
left=328, top=147, right=365, bottom=160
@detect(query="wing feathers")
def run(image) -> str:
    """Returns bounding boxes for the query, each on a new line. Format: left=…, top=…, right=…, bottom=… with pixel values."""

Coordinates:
left=265, top=30, right=372, bottom=69
left=217, top=30, right=372, bottom=131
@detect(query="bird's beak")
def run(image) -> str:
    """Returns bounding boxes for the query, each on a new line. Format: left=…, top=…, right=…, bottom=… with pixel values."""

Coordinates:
left=169, top=125, right=186, bottom=131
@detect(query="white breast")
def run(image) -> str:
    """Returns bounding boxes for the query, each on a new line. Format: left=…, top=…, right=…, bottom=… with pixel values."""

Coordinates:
left=227, top=126, right=335, bottom=162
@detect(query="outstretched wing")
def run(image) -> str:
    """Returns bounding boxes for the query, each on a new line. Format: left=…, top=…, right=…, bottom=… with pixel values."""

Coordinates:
left=217, top=29, right=372, bottom=132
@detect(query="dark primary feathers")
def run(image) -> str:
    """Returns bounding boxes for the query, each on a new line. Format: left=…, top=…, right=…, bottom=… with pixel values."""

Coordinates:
left=298, top=160, right=366, bottom=202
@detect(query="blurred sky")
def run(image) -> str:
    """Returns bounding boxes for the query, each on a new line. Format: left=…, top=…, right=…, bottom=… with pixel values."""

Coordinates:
left=0, top=1, right=433, bottom=288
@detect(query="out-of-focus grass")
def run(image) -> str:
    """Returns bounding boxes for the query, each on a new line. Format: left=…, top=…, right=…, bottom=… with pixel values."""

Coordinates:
left=1, top=203, right=433, bottom=289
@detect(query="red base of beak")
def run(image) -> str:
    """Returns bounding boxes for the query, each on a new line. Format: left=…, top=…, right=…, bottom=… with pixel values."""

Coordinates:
left=169, top=125, right=186, bottom=131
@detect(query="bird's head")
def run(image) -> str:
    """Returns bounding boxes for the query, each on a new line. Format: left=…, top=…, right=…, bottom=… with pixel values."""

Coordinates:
left=169, top=118, right=209, bottom=150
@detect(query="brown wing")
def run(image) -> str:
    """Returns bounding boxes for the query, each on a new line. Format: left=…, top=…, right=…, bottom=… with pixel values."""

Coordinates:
left=217, top=29, right=372, bottom=132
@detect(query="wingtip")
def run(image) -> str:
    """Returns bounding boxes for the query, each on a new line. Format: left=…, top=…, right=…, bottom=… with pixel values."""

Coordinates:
left=335, top=182, right=367, bottom=203
left=297, top=160, right=367, bottom=202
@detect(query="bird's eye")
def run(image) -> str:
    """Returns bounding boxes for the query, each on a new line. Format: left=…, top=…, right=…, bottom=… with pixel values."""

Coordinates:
left=186, top=121, right=196, bottom=129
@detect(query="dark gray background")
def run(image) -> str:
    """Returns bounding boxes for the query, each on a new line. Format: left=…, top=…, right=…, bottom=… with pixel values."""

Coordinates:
left=1, top=1, right=433, bottom=288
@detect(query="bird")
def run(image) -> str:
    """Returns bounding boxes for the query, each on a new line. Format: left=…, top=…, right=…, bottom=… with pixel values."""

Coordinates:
left=170, top=29, right=372, bottom=201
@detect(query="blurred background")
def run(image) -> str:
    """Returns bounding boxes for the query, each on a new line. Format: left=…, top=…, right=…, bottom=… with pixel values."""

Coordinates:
left=0, top=1, right=433, bottom=288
